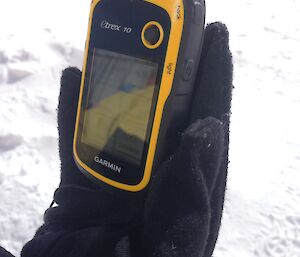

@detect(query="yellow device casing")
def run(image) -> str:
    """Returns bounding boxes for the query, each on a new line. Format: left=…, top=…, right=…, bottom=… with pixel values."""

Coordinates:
left=73, top=0, right=205, bottom=192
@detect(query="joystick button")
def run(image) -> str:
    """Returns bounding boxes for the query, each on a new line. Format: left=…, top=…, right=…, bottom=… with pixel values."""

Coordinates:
left=144, top=25, right=160, bottom=45
left=142, top=22, right=164, bottom=49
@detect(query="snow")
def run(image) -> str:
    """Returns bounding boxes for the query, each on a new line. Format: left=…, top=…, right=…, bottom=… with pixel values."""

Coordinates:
left=0, top=0, right=300, bottom=256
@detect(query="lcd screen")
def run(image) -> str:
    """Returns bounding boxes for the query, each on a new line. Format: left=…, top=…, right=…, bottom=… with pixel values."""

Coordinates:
left=81, top=49, right=158, bottom=166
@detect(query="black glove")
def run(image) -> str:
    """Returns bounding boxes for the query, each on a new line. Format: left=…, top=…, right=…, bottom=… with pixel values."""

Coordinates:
left=1, top=22, right=232, bottom=257
left=0, top=247, right=14, bottom=257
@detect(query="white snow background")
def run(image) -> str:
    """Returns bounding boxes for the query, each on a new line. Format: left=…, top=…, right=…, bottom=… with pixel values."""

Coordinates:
left=0, top=0, right=299, bottom=256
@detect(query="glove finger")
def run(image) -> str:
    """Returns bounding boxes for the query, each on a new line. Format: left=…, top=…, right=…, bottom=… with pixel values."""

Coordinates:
left=144, top=117, right=225, bottom=257
left=189, top=22, right=233, bottom=256
left=190, top=22, right=233, bottom=124
left=58, top=67, right=95, bottom=187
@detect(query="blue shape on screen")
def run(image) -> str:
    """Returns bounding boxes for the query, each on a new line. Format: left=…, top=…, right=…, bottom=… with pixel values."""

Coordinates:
left=121, top=84, right=137, bottom=93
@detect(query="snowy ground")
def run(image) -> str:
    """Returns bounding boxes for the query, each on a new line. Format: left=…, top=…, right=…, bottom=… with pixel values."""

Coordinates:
left=0, top=0, right=299, bottom=256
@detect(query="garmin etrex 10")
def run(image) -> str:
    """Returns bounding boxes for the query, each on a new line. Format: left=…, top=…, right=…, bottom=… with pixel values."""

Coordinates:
left=73, top=0, right=205, bottom=192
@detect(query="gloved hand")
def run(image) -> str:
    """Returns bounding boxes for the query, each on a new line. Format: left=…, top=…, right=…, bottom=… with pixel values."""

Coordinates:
left=16, top=22, right=232, bottom=257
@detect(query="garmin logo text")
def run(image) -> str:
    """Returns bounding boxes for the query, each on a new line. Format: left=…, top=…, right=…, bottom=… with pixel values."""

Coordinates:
left=94, top=156, right=122, bottom=173
left=100, top=20, right=121, bottom=31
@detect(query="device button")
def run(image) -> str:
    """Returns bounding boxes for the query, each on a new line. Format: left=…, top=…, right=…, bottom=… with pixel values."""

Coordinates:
left=182, top=59, right=194, bottom=81
left=142, top=22, right=164, bottom=49
left=144, top=26, right=160, bottom=45
left=193, top=1, right=204, bottom=25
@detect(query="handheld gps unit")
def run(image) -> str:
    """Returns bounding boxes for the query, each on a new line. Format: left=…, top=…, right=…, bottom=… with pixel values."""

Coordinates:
left=74, top=0, right=206, bottom=192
